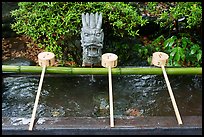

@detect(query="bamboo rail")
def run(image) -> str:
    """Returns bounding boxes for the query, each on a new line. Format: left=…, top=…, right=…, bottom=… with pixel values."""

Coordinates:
left=2, top=65, right=202, bottom=75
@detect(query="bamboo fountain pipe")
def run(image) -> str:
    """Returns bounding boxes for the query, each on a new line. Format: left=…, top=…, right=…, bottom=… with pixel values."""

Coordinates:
left=29, top=52, right=55, bottom=131
left=152, top=52, right=183, bottom=125
left=2, top=65, right=202, bottom=75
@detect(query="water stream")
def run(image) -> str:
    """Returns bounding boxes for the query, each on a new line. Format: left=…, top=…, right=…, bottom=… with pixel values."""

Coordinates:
left=2, top=74, right=202, bottom=118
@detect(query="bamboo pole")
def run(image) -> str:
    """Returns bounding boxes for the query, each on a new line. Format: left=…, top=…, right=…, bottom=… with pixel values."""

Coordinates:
left=161, top=65, right=183, bottom=125
left=108, top=66, right=114, bottom=127
left=101, top=53, right=118, bottom=127
left=151, top=52, right=183, bottom=125
left=2, top=65, right=202, bottom=75
left=29, top=65, right=46, bottom=130
left=29, top=52, right=55, bottom=131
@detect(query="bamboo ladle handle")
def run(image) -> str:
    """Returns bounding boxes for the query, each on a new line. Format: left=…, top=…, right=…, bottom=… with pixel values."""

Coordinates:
left=161, top=65, right=183, bottom=125
left=108, top=66, right=114, bottom=127
left=29, top=52, right=55, bottom=131
left=102, top=53, right=118, bottom=127
left=152, top=52, right=183, bottom=125
left=29, top=65, right=46, bottom=131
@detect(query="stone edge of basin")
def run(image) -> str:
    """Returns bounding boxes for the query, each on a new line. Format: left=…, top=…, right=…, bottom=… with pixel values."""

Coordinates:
left=2, top=116, right=202, bottom=135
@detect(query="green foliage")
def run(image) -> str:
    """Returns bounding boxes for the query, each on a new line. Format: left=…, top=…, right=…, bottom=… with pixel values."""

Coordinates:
left=10, top=2, right=202, bottom=67
left=131, top=2, right=202, bottom=67
left=165, top=34, right=202, bottom=67
left=146, top=2, right=202, bottom=29
left=137, top=33, right=202, bottom=67
left=10, top=2, right=147, bottom=64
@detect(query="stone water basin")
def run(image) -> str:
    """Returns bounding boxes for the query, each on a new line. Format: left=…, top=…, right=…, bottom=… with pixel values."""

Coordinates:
left=2, top=73, right=202, bottom=135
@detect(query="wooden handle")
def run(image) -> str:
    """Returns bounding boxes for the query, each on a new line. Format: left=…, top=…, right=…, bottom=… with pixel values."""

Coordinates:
left=108, top=66, right=114, bottom=127
left=161, top=65, right=183, bottom=125
left=29, top=65, right=46, bottom=130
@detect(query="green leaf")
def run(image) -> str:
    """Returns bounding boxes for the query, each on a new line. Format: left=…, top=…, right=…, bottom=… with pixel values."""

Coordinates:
left=175, top=53, right=180, bottom=62
left=173, top=61, right=181, bottom=67
left=196, top=50, right=202, bottom=61
left=164, top=36, right=177, bottom=48
left=174, top=48, right=181, bottom=62
left=170, top=48, right=177, bottom=57
left=181, top=37, right=188, bottom=48
left=190, top=48, right=196, bottom=54
left=178, top=47, right=185, bottom=61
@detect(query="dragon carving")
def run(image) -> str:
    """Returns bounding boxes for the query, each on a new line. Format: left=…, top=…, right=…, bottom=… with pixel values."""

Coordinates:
left=81, top=12, right=104, bottom=66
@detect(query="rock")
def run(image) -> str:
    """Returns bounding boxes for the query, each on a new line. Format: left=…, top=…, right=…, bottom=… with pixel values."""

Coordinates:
left=2, top=57, right=36, bottom=66
left=2, top=2, right=19, bottom=23
left=93, top=93, right=109, bottom=116
left=2, top=2, right=19, bottom=38
left=125, top=108, right=142, bottom=116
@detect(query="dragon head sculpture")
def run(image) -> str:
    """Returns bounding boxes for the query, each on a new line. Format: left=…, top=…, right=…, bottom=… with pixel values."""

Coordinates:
left=81, top=12, right=104, bottom=66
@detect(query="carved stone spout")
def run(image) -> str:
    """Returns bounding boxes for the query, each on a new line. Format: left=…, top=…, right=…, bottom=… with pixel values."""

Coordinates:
left=81, top=12, right=104, bottom=67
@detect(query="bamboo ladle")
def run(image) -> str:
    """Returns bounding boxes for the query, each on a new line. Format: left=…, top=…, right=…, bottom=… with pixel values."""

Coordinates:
left=151, top=52, right=183, bottom=125
left=29, top=52, right=55, bottom=131
left=102, top=53, right=118, bottom=127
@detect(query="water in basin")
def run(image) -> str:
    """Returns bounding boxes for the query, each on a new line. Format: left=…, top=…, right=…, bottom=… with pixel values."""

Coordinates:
left=2, top=74, right=202, bottom=118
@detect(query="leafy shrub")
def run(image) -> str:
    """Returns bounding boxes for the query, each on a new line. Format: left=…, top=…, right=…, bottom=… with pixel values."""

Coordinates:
left=10, top=2, right=202, bottom=67
left=130, top=2, right=202, bottom=67
left=145, top=2, right=202, bottom=30
left=10, top=2, right=148, bottom=65
left=135, top=33, right=202, bottom=67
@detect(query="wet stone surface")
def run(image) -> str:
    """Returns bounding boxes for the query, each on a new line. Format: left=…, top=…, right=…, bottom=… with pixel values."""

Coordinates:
left=2, top=57, right=36, bottom=66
